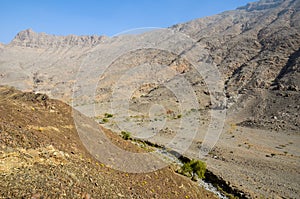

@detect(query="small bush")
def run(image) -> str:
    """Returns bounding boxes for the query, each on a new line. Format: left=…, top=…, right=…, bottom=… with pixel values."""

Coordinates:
left=121, top=131, right=131, bottom=140
left=181, top=159, right=206, bottom=180
left=102, top=118, right=109, bottom=123
left=104, top=113, right=113, bottom=118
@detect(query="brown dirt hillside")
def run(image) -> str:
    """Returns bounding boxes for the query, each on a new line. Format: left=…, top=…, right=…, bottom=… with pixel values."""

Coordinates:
left=0, top=85, right=217, bottom=199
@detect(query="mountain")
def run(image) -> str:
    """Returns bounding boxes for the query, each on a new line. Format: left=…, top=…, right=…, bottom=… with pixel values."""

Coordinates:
left=0, top=0, right=299, bottom=198
left=0, top=0, right=299, bottom=122
left=172, top=0, right=300, bottom=94
left=170, top=0, right=300, bottom=132
left=10, top=28, right=107, bottom=48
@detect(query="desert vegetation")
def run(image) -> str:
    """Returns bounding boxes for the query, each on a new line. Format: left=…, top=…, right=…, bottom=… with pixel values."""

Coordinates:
left=180, top=159, right=206, bottom=181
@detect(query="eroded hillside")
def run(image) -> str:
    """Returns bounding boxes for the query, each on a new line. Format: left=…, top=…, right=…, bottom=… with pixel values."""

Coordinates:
left=0, top=86, right=216, bottom=198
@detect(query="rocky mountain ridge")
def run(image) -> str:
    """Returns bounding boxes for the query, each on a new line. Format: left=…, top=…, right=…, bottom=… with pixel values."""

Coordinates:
left=238, top=0, right=285, bottom=11
left=10, top=28, right=107, bottom=48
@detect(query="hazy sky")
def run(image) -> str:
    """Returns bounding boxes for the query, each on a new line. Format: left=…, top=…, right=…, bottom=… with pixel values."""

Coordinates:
left=0, top=0, right=253, bottom=44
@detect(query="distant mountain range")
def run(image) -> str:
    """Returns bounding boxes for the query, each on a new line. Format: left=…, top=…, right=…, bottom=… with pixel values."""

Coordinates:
left=0, top=0, right=299, bottom=128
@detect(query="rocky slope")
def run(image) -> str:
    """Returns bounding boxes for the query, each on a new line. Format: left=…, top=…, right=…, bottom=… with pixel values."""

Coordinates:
left=172, top=0, right=300, bottom=132
left=173, top=0, right=300, bottom=92
left=0, top=85, right=216, bottom=198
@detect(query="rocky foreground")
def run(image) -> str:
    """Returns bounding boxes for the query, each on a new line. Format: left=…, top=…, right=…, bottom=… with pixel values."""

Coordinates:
left=0, top=86, right=217, bottom=199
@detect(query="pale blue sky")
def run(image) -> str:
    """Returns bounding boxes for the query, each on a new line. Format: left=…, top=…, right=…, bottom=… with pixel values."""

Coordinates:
left=0, top=0, right=253, bottom=44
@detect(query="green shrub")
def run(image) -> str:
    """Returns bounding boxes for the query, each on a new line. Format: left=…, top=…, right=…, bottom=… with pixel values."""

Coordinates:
left=181, top=159, right=206, bottom=180
left=104, top=113, right=113, bottom=118
left=102, top=118, right=109, bottom=123
left=121, top=131, right=131, bottom=140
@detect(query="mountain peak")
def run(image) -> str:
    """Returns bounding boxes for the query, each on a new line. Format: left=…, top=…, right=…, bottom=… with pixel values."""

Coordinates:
left=14, top=28, right=37, bottom=41
left=10, top=29, right=107, bottom=48
left=237, top=0, right=286, bottom=11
